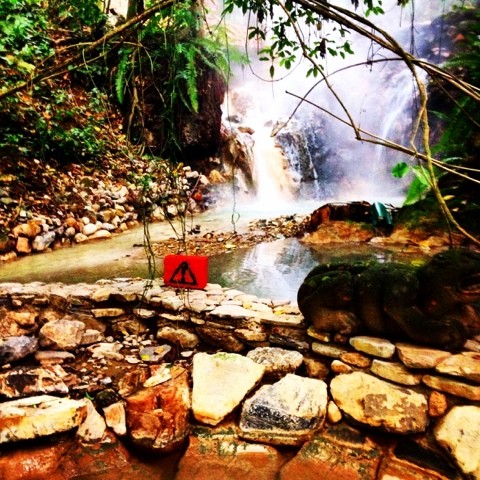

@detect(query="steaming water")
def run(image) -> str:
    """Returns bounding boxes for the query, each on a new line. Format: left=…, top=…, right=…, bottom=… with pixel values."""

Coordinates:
left=224, top=0, right=455, bottom=207
left=0, top=2, right=454, bottom=297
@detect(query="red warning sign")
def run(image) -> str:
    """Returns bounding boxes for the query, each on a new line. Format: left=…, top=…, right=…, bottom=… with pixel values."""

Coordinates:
left=163, top=255, right=209, bottom=290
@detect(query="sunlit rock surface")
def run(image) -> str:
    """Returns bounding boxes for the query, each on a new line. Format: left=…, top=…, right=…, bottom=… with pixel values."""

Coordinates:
left=330, top=371, right=428, bottom=434
left=192, top=352, right=265, bottom=425
left=0, top=395, right=87, bottom=443
left=435, top=405, right=480, bottom=479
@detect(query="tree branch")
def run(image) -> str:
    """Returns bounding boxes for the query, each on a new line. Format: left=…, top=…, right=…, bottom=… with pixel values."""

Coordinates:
left=0, top=0, right=174, bottom=101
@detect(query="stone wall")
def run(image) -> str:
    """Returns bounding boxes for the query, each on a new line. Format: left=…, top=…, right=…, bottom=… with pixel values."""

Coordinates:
left=0, top=279, right=479, bottom=479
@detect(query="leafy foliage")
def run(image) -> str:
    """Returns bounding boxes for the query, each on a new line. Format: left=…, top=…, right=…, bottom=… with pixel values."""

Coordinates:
left=0, top=0, right=112, bottom=164
left=431, top=6, right=480, bottom=162
left=113, top=0, right=247, bottom=159
left=223, top=0, right=383, bottom=78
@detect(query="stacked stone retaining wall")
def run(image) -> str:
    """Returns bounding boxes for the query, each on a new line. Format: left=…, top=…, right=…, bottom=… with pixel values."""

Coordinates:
left=0, top=279, right=479, bottom=479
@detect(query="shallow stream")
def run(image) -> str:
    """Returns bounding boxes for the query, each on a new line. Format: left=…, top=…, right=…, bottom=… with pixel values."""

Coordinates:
left=0, top=202, right=430, bottom=302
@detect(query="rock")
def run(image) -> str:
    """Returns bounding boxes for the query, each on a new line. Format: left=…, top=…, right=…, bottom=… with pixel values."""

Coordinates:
left=239, top=374, right=328, bottom=446
left=90, top=287, right=112, bottom=302
left=435, top=405, right=480, bottom=479
left=12, top=220, right=42, bottom=239
left=330, top=359, right=353, bottom=374
left=209, top=304, right=257, bottom=320
left=87, top=342, right=124, bottom=361
left=435, top=352, right=480, bottom=382
left=370, top=359, right=422, bottom=386
left=80, top=328, right=105, bottom=345
left=176, top=424, right=285, bottom=480
left=327, top=401, right=342, bottom=424
left=125, top=365, right=190, bottom=452
left=76, top=398, right=107, bottom=443
left=339, top=351, right=372, bottom=368
left=0, top=436, right=72, bottom=479
left=89, top=229, right=111, bottom=240
left=311, top=342, right=349, bottom=358
left=303, top=357, right=330, bottom=379
left=0, top=395, right=87, bottom=444
left=39, top=319, right=86, bottom=351
left=196, top=326, right=246, bottom=352
left=35, top=350, right=75, bottom=365
left=0, top=309, right=34, bottom=331
left=139, top=344, right=172, bottom=363
left=157, top=326, right=199, bottom=349
left=0, top=365, right=70, bottom=398
left=15, top=236, right=31, bottom=254
left=32, top=231, right=56, bottom=252
left=279, top=424, right=381, bottom=480
left=422, top=374, right=480, bottom=401
left=82, top=223, right=98, bottom=236
left=396, top=342, right=452, bottom=369
left=330, top=372, right=428, bottom=434
left=192, top=352, right=265, bottom=426
left=103, top=401, right=127, bottom=436
left=428, top=391, right=448, bottom=417
left=246, top=347, right=303, bottom=377
left=349, top=336, right=396, bottom=358
left=74, top=232, right=88, bottom=243
left=92, top=308, right=126, bottom=318
left=0, top=335, right=38, bottom=364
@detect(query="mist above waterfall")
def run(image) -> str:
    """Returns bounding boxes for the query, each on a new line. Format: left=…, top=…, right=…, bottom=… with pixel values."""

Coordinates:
left=222, top=0, right=458, bottom=208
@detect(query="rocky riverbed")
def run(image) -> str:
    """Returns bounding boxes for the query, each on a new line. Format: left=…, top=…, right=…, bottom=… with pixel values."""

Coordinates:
left=0, top=279, right=479, bottom=479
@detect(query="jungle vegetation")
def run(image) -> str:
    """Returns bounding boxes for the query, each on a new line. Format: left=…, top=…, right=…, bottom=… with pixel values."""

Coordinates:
left=0, top=0, right=479, bottom=243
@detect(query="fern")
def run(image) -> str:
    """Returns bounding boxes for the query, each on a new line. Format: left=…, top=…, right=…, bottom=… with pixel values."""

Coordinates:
left=174, top=42, right=199, bottom=112
left=115, top=48, right=133, bottom=105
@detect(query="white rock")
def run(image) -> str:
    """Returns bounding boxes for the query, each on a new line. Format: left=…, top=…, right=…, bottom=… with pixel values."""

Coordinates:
left=435, top=405, right=480, bottom=479
left=192, top=352, right=265, bottom=426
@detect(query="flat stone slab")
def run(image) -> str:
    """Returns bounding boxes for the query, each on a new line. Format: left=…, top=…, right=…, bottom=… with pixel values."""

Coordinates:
left=192, top=352, right=265, bottom=426
left=0, top=395, right=87, bottom=443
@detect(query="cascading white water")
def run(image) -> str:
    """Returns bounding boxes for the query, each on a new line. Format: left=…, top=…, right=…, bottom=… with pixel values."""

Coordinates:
left=223, top=0, right=457, bottom=207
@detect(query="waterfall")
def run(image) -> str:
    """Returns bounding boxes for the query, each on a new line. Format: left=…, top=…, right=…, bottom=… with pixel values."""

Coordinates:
left=223, top=0, right=456, bottom=208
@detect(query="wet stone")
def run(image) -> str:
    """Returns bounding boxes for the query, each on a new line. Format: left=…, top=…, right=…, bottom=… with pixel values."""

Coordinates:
left=239, top=374, right=328, bottom=446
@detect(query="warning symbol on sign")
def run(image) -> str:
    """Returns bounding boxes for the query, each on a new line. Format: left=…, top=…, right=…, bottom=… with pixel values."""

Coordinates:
left=164, top=255, right=208, bottom=290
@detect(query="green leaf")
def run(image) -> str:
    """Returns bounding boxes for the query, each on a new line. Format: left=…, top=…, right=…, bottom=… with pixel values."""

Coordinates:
left=391, top=162, right=410, bottom=178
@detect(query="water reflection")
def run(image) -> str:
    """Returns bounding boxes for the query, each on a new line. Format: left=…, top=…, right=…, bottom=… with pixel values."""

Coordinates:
left=209, top=238, right=428, bottom=302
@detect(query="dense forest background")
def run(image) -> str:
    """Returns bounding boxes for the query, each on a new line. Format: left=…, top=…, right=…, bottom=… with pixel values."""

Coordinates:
left=0, top=0, right=479, bottom=251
